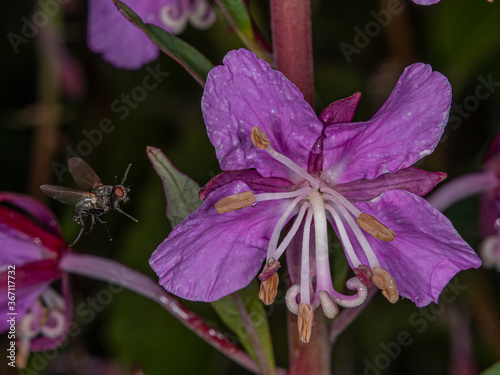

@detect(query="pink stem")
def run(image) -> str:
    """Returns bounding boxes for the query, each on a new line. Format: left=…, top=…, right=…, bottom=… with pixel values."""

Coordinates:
left=59, top=252, right=260, bottom=374
left=426, top=171, right=498, bottom=212
left=270, top=0, right=314, bottom=106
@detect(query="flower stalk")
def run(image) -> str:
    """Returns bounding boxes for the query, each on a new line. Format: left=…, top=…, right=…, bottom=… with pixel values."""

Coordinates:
left=59, top=252, right=260, bottom=374
left=270, top=0, right=314, bottom=106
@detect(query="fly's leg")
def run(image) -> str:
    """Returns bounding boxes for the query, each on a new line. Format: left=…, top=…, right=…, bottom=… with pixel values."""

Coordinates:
left=70, top=212, right=86, bottom=247
left=95, top=216, right=112, bottom=242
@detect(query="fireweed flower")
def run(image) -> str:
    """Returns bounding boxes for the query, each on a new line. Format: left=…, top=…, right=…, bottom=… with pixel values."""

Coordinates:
left=88, top=0, right=216, bottom=69
left=429, top=135, right=500, bottom=271
left=0, top=193, right=71, bottom=367
left=150, top=49, right=481, bottom=342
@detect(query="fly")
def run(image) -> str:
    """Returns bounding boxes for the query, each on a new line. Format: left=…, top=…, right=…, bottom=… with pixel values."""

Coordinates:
left=40, top=157, right=138, bottom=246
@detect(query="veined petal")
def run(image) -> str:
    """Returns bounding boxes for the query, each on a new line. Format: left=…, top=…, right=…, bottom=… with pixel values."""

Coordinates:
left=335, top=167, right=446, bottom=202
left=322, top=63, right=451, bottom=185
left=0, top=192, right=62, bottom=237
left=150, top=180, right=292, bottom=302
left=88, top=0, right=169, bottom=69
left=199, top=170, right=295, bottom=200
left=202, top=49, right=323, bottom=180
left=348, top=190, right=481, bottom=307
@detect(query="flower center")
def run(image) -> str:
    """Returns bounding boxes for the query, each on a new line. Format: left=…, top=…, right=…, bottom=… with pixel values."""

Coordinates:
left=215, top=126, right=399, bottom=342
left=16, top=288, right=66, bottom=368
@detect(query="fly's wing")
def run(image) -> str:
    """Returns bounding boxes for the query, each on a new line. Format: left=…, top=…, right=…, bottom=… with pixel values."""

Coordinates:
left=68, top=157, right=102, bottom=190
left=40, top=185, right=94, bottom=205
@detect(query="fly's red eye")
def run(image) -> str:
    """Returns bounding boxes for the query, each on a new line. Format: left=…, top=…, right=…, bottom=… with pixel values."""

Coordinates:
left=114, top=186, right=125, bottom=198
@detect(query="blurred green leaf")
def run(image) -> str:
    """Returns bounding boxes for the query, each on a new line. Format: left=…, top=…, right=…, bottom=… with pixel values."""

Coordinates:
left=212, top=281, right=276, bottom=374
left=217, top=0, right=272, bottom=61
left=481, top=362, right=500, bottom=375
left=147, top=146, right=202, bottom=228
left=115, top=0, right=214, bottom=86
left=432, top=0, right=500, bottom=94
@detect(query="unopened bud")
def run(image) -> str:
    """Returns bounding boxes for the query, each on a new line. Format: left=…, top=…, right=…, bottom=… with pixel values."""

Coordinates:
left=251, top=126, right=271, bottom=149
left=298, top=303, right=313, bottom=343
left=258, top=273, right=279, bottom=305
left=215, top=191, right=255, bottom=213
left=372, top=267, right=398, bottom=303
left=356, top=213, right=395, bottom=242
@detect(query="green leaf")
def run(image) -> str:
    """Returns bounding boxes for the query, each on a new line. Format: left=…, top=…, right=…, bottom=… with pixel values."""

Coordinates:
left=482, top=362, right=500, bottom=375
left=147, top=147, right=202, bottom=228
left=217, top=0, right=272, bottom=62
left=114, top=0, right=214, bottom=86
left=212, top=281, right=276, bottom=374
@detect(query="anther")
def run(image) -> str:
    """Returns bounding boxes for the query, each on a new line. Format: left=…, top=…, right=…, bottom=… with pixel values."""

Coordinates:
left=298, top=303, right=313, bottom=343
left=372, top=267, right=399, bottom=303
left=353, top=264, right=373, bottom=288
left=215, top=191, right=255, bottom=213
left=356, top=213, right=395, bottom=242
left=258, top=273, right=279, bottom=305
left=258, top=258, right=281, bottom=281
left=251, top=126, right=271, bottom=149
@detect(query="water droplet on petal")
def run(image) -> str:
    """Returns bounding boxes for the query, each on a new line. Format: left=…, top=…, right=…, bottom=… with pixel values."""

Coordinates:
left=251, top=202, right=258, bottom=208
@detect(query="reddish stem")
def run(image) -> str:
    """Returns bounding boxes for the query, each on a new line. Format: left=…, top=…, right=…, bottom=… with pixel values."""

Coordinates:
left=60, top=253, right=260, bottom=373
left=270, top=0, right=314, bottom=106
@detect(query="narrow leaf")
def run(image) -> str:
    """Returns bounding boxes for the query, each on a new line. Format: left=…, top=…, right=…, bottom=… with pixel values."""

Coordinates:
left=114, top=0, right=214, bottom=86
left=147, top=147, right=202, bottom=228
left=217, top=0, right=272, bottom=62
left=481, top=362, right=500, bottom=375
left=212, top=281, right=276, bottom=374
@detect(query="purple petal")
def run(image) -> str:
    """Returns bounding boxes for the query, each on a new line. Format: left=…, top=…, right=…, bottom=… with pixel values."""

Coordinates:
left=150, top=179, right=291, bottom=301
left=322, top=63, right=451, bottom=184
left=88, top=0, right=176, bottom=69
left=336, top=167, right=446, bottom=202
left=319, top=92, right=361, bottom=125
left=202, top=49, right=323, bottom=181
left=411, top=0, right=441, bottom=5
left=0, top=283, right=50, bottom=333
left=199, top=170, right=295, bottom=200
left=347, top=190, right=480, bottom=307
left=0, top=192, right=62, bottom=237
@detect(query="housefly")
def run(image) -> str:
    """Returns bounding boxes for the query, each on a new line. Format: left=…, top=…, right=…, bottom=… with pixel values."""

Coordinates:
left=40, top=157, right=138, bottom=246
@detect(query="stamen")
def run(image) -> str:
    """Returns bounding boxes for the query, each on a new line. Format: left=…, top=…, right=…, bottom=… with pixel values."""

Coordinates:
left=254, top=187, right=312, bottom=202
left=322, top=187, right=361, bottom=217
left=258, top=273, right=279, bottom=305
left=271, top=203, right=309, bottom=260
left=215, top=191, right=255, bottom=213
left=324, top=203, right=362, bottom=268
left=251, top=126, right=320, bottom=189
left=372, top=267, right=399, bottom=303
left=353, top=264, right=373, bottom=288
left=327, top=198, right=380, bottom=269
left=258, top=258, right=280, bottom=281
left=317, top=291, right=339, bottom=319
left=298, top=303, right=313, bottom=343
left=266, top=195, right=305, bottom=259
left=251, top=126, right=271, bottom=149
left=356, top=213, right=395, bottom=242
